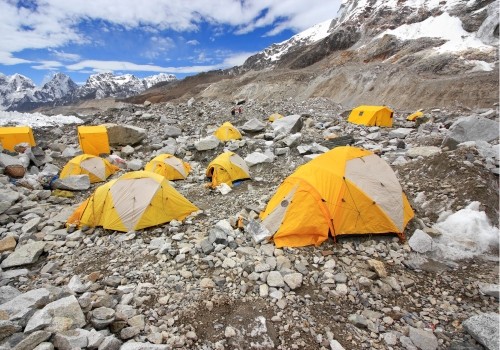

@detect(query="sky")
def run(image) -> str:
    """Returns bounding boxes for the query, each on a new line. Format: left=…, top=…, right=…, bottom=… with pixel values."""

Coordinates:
left=0, top=0, right=342, bottom=86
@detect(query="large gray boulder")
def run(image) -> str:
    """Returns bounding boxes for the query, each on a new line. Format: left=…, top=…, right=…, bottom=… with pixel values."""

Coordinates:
left=103, top=123, right=147, bottom=146
left=462, top=313, right=499, bottom=350
left=195, top=135, right=220, bottom=151
left=1, top=241, right=46, bottom=268
left=24, top=295, right=86, bottom=333
left=272, top=114, right=303, bottom=136
left=408, top=327, right=438, bottom=350
left=0, top=288, right=51, bottom=325
left=241, top=118, right=266, bottom=132
left=443, top=116, right=499, bottom=149
left=408, top=229, right=434, bottom=253
left=52, top=175, right=90, bottom=191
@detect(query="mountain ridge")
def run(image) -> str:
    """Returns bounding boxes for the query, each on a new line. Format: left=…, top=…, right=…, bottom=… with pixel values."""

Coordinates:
left=0, top=72, right=177, bottom=111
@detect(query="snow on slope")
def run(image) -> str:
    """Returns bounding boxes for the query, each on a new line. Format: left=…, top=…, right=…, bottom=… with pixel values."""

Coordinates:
left=0, top=111, right=83, bottom=127
left=265, top=18, right=333, bottom=62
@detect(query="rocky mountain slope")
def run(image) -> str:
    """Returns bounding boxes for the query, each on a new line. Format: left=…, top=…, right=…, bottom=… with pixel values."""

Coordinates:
left=0, top=72, right=176, bottom=112
left=126, top=0, right=499, bottom=111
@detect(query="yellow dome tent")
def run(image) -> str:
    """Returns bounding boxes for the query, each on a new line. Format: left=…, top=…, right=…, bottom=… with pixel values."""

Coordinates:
left=268, top=113, right=284, bottom=122
left=214, top=122, right=242, bottom=142
left=407, top=110, right=424, bottom=121
left=0, top=126, right=36, bottom=151
left=206, top=152, right=250, bottom=188
left=145, top=154, right=191, bottom=180
left=347, top=105, right=394, bottom=127
left=60, top=154, right=119, bottom=183
left=67, top=171, right=198, bottom=232
left=260, top=146, right=414, bottom=248
left=78, top=126, right=110, bottom=156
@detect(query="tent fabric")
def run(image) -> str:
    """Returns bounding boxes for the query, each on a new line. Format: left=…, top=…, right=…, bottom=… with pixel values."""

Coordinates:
left=67, top=171, right=198, bottom=232
left=214, top=122, right=242, bottom=141
left=407, top=110, right=424, bottom=121
left=78, top=126, right=110, bottom=156
left=60, top=154, right=119, bottom=183
left=260, top=146, right=414, bottom=248
left=347, top=106, right=394, bottom=127
left=268, top=113, right=284, bottom=122
left=206, top=152, right=250, bottom=188
left=144, top=154, right=191, bottom=180
left=0, top=126, right=36, bottom=151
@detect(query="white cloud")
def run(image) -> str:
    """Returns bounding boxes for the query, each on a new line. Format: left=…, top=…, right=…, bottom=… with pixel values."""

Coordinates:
left=32, top=60, right=64, bottom=70
left=0, top=0, right=342, bottom=70
left=49, top=50, right=81, bottom=62
left=142, top=36, right=176, bottom=59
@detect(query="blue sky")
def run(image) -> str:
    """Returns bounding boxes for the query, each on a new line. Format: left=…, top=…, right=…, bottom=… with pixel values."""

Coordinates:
left=0, top=1, right=341, bottom=86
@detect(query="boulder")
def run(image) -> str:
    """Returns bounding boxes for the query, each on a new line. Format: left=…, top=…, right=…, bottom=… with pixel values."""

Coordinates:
left=444, top=116, right=499, bottom=149
left=103, top=124, right=147, bottom=146
left=194, top=135, right=220, bottom=151
left=164, top=125, right=182, bottom=137
left=272, top=114, right=303, bottom=136
left=0, top=286, right=21, bottom=304
left=53, top=329, right=90, bottom=350
left=1, top=241, right=46, bottom=268
left=0, top=236, right=17, bottom=253
left=408, top=327, right=438, bottom=350
left=408, top=229, right=435, bottom=253
left=11, top=330, right=51, bottom=350
left=0, top=320, right=21, bottom=341
left=244, top=152, right=273, bottom=167
left=462, top=313, right=499, bottom=350
left=388, top=128, right=413, bottom=139
left=24, top=295, right=86, bottom=333
left=120, top=342, right=169, bottom=350
left=52, top=175, right=90, bottom=191
left=241, top=118, right=266, bottom=132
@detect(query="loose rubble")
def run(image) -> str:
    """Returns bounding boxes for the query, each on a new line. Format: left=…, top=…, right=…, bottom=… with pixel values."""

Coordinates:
left=0, top=98, right=498, bottom=349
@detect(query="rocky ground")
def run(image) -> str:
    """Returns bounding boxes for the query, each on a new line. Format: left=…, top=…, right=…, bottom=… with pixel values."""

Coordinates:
left=0, top=97, right=499, bottom=350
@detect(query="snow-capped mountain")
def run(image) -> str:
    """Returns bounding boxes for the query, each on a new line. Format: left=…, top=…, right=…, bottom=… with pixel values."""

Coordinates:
left=0, top=72, right=177, bottom=111
left=242, top=19, right=334, bottom=70
left=242, top=0, right=499, bottom=72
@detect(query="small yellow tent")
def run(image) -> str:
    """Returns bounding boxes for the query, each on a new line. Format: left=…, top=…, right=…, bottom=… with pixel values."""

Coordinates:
left=260, top=146, right=414, bottom=248
left=60, top=154, right=119, bottom=183
left=268, top=113, right=284, bottom=122
left=0, top=126, right=36, bottom=151
left=78, top=126, right=110, bottom=156
left=67, top=171, right=198, bottom=232
left=206, top=152, right=250, bottom=188
left=347, top=105, right=394, bottom=127
left=407, top=110, right=424, bottom=121
left=145, top=154, right=191, bottom=180
left=214, top=122, right=242, bottom=142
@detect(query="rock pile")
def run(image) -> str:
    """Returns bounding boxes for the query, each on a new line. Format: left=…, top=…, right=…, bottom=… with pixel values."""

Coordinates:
left=0, top=98, right=498, bottom=349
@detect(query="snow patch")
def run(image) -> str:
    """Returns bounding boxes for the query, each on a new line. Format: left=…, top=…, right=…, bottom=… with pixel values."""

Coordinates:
left=0, top=111, right=83, bottom=127
left=432, top=202, right=499, bottom=261
left=380, top=12, right=494, bottom=53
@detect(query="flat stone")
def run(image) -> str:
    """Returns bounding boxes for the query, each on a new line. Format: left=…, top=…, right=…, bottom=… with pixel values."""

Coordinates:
left=0, top=320, right=21, bottom=341
left=12, top=330, right=51, bottom=350
left=120, top=326, right=140, bottom=340
left=0, top=288, right=51, bottom=326
left=1, top=241, right=46, bottom=268
left=0, top=286, right=21, bottom=304
left=408, top=327, right=438, bottom=350
left=120, top=342, right=169, bottom=350
left=462, top=313, right=499, bottom=350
